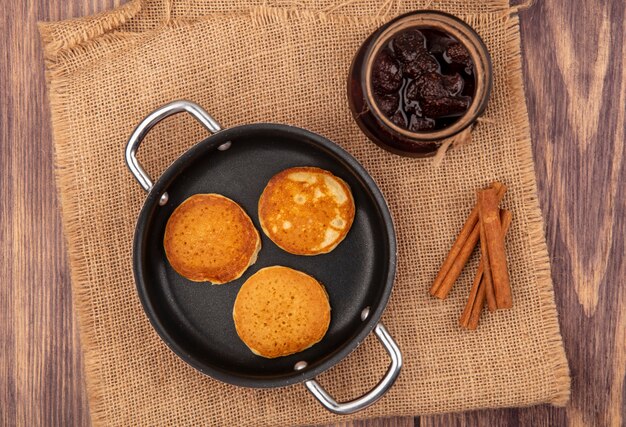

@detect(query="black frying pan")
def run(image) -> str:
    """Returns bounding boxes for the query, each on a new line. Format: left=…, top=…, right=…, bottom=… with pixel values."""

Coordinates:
left=125, top=101, right=402, bottom=414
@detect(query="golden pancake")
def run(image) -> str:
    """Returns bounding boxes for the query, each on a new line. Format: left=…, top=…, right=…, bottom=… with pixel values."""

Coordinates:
left=258, top=167, right=355, bottom=255
left=233, top=266, right=331, bottom=358
left=164, top=194, right=261, bottom=284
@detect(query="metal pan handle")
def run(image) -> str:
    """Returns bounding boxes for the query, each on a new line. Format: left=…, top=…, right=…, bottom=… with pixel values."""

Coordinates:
left=125, top=100, right=223, bottom=205
left=298, top=318, right=402, bottom=415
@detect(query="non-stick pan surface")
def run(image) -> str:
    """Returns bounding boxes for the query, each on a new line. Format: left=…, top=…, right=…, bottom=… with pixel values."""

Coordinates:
left=133, top=122, right=396, bottom=388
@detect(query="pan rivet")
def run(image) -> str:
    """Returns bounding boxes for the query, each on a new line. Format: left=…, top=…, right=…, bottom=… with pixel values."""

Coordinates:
left=361, top=307, right=370, bottom=321
left=294, top=361, right=308, bottom=371
left=159, top=192, right=169, bottom=206
left=218, top=142, right=232, bottom=151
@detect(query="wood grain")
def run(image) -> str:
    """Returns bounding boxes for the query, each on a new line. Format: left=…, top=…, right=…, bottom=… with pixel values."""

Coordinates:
left=0, top=1, right=623, bottom=426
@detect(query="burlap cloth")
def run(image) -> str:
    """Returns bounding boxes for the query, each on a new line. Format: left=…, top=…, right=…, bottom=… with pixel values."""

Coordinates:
left=39, top=0, right=570, bottom=425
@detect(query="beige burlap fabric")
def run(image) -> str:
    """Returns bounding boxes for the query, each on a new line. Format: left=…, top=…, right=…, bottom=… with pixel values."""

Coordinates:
left=39, top=0, right=570, bottom=425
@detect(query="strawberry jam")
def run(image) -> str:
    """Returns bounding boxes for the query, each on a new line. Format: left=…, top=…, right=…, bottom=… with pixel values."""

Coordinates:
left=371, top=28, right=475, bottom=132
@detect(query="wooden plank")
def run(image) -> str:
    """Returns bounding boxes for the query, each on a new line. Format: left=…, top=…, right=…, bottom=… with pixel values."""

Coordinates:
left=320, top=418, right=416, bottom=427
left=0, top=1, right=120, bottom=426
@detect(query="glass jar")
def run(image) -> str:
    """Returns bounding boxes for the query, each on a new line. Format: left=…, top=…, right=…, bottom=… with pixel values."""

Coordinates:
left=347, top=11, right=493, bottom=157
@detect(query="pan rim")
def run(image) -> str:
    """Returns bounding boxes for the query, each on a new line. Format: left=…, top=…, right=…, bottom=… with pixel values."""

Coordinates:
left=132, top=123, right=397, bottom=388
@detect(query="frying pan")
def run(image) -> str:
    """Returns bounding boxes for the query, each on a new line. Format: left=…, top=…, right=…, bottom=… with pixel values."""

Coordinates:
left=125, top=100, right=402, bottom=414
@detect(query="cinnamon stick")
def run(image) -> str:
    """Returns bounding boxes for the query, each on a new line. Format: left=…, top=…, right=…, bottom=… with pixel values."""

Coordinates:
left=460, top=209, right=512, bottom=329
left=467, top=276, right=487, bottom=330
left=430, top=182, right=507, bottom=299
left=478, top=189, right=513, bottom=309
left=480, top=217, right=497, bottom=311
left=459, top=261, right=483, bottom=328
left=433, top=222, right=480, bottom=299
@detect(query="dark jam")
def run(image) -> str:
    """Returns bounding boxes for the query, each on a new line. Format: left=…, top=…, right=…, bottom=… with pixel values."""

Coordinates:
left=371, top=28, right=475, bottom=132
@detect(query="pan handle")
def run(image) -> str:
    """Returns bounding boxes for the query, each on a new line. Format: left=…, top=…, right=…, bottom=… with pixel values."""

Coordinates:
left=125, top=100, right=222, bottom=205
left=299, top=321, right=402, bottom=415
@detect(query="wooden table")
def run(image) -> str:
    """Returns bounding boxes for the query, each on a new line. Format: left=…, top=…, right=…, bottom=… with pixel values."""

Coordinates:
left=1, top=1, right=623, bottom=426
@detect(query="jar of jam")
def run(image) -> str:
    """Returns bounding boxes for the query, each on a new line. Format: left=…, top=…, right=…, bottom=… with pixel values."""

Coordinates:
left=347, top=11, right=492, bottom=157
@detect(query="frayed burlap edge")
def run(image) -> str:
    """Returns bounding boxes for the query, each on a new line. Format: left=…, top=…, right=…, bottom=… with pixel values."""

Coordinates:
left=38, top=35, right=106, bottom=427
left=38, top=2, right=570, bottom=425
left=39, top=0, right=142, bottom=58
left=500, top=10, right=570, bottom=406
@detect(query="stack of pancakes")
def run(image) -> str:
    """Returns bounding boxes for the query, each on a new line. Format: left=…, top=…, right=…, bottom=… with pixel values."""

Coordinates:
left=163, top=167, right=355, bottom=358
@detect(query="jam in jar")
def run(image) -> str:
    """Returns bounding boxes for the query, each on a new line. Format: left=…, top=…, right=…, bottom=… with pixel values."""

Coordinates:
left=348, top=11, right=492, bottom=157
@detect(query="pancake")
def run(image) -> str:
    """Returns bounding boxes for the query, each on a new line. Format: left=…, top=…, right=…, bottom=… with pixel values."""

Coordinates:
left=258, top=167, right=355, bottom=255
left=233, top=266, right=331, bottom=358
left=164, top=194, right=261, bottom=284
